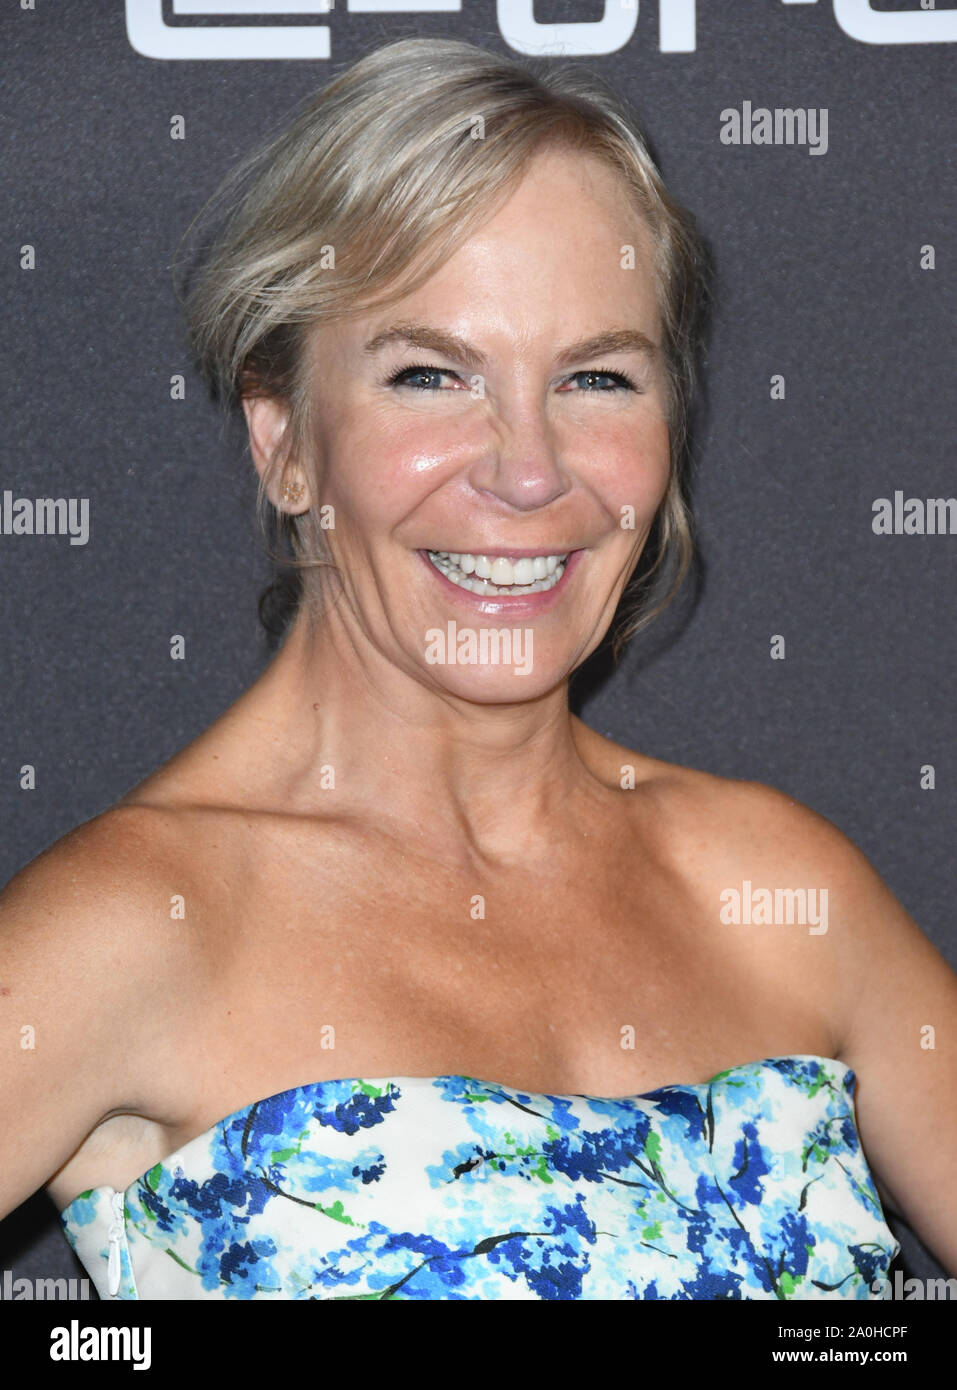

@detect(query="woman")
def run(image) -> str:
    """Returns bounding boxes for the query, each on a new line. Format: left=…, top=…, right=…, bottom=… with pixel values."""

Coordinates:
left=1, top=37, right=954, bottom=1301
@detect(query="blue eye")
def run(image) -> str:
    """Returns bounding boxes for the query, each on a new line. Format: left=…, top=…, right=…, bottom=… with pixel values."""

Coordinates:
left=566, top=369, right=638, bottom=392
left=387, top=364, right=458, bottom=390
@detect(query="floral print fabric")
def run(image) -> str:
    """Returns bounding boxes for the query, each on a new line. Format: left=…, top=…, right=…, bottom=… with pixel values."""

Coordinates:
left=60, top=1055, right=899, bottom=1300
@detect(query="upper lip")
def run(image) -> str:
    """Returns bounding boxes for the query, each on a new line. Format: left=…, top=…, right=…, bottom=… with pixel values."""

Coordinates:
left=424, top=546, right=578, bottom=559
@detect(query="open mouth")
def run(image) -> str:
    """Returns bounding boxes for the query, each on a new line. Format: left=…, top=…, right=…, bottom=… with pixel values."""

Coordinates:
left=425, top=550, right=570, bottom=596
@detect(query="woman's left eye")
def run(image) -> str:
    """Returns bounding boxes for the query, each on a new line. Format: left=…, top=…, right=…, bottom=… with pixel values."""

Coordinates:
left=562, top=369, right=637, bottom=392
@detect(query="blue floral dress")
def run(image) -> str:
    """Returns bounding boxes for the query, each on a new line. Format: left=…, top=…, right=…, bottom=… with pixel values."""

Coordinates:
left=60, top=1054, right=900, bottom=1300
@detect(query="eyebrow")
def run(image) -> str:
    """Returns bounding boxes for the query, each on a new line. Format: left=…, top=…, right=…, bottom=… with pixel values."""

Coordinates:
left=362, top=323, right=659, bottom=371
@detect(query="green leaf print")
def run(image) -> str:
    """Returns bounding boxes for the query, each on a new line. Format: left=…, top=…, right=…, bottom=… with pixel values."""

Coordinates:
left=164, top=1246, right=200, bottom=1275
left=314, top=1199, right=361, bottom=1227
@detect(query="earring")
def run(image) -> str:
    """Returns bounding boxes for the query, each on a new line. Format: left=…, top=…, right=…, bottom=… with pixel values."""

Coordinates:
left=280, top=478, right=306, bottom=507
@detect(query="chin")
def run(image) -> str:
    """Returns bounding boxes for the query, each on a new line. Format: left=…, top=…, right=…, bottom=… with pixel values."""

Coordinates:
left=421, top=659, right=562, bottom=704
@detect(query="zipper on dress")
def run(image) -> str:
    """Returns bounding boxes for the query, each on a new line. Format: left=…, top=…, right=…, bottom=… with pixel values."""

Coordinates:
left=106, top=1191, right=126, bottom=1298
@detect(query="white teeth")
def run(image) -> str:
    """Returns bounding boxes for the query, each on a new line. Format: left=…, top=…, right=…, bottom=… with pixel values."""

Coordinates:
left=425, top=550, right=571, bottom=596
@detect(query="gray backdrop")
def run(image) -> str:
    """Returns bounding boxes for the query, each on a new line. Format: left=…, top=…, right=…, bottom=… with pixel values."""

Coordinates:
left=2, top=1, right=954, bottom=1293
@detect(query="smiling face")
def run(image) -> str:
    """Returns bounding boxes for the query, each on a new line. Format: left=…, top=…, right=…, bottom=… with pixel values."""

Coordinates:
left=257, top=146, right=673, bottom=701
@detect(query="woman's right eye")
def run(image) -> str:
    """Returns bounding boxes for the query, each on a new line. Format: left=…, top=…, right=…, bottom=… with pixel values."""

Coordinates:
left=386, top=365, right=460, bottom=390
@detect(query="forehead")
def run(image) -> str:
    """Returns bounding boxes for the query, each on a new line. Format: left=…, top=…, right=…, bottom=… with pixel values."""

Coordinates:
left=484, top=145, right=649, bottom=230
left=338, top=149, right=659, bottom=344
left=431, top=146, right=655, bottom=280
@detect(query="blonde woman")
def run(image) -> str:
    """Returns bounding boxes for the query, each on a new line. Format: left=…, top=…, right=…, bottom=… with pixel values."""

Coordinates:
left=2, top=37, right=955, bottom=1301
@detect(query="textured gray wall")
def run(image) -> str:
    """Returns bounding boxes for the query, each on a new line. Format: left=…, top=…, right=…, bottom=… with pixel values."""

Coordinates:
left=2, top=1, right=954, bottom=1293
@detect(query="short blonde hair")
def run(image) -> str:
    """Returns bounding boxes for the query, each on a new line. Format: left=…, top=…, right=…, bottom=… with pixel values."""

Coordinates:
left=175, top=36, right=710, bottom=657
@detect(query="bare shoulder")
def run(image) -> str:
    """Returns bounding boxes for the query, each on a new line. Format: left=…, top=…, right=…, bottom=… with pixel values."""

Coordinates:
left=634, top=759, right=949, bottom=976
left=0, top=804, right=206, bottom=1216
left=0, top=801, right=209, bottom=1075
left=596, top=734, right=892, bottom=908
left=1, top=801, right=204, bottom=949
left=584, top=719, right=951, bottom=1042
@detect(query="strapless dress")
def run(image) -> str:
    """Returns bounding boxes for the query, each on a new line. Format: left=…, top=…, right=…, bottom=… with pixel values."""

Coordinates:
left=59, top=1054, right=900, bottom=1300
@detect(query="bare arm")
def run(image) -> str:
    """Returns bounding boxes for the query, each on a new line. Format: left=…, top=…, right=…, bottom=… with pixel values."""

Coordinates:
left=0, top=809, right=181, bottom=1220
left=727, top=781, right=957, bottom=1277
left=826, top=835, right=957, bottom=1277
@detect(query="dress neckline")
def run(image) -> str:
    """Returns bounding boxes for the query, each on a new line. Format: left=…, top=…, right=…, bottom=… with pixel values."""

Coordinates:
left=58, top=1052, right=853, bottom=1219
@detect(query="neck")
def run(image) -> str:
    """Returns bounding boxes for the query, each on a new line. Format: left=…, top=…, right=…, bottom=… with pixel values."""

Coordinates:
left=231, top=601, right=604, bottom=866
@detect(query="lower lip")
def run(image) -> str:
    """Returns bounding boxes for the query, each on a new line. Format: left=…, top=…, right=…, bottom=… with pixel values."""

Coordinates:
left=417, top=549, right=584, bottom=616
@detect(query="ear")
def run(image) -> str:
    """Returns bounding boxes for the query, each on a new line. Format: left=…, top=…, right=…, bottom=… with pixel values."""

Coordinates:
left=241, top=394, right=311, bottom=514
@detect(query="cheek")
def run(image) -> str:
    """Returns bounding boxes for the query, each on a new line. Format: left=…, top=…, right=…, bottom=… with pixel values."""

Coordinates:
left=593, top=415, right=672, bottom=525
left=316, top=410, right=479, bottom=512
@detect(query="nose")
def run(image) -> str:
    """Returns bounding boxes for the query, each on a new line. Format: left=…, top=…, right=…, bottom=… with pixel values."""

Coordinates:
left=467, top=396, right=572, bottom=513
